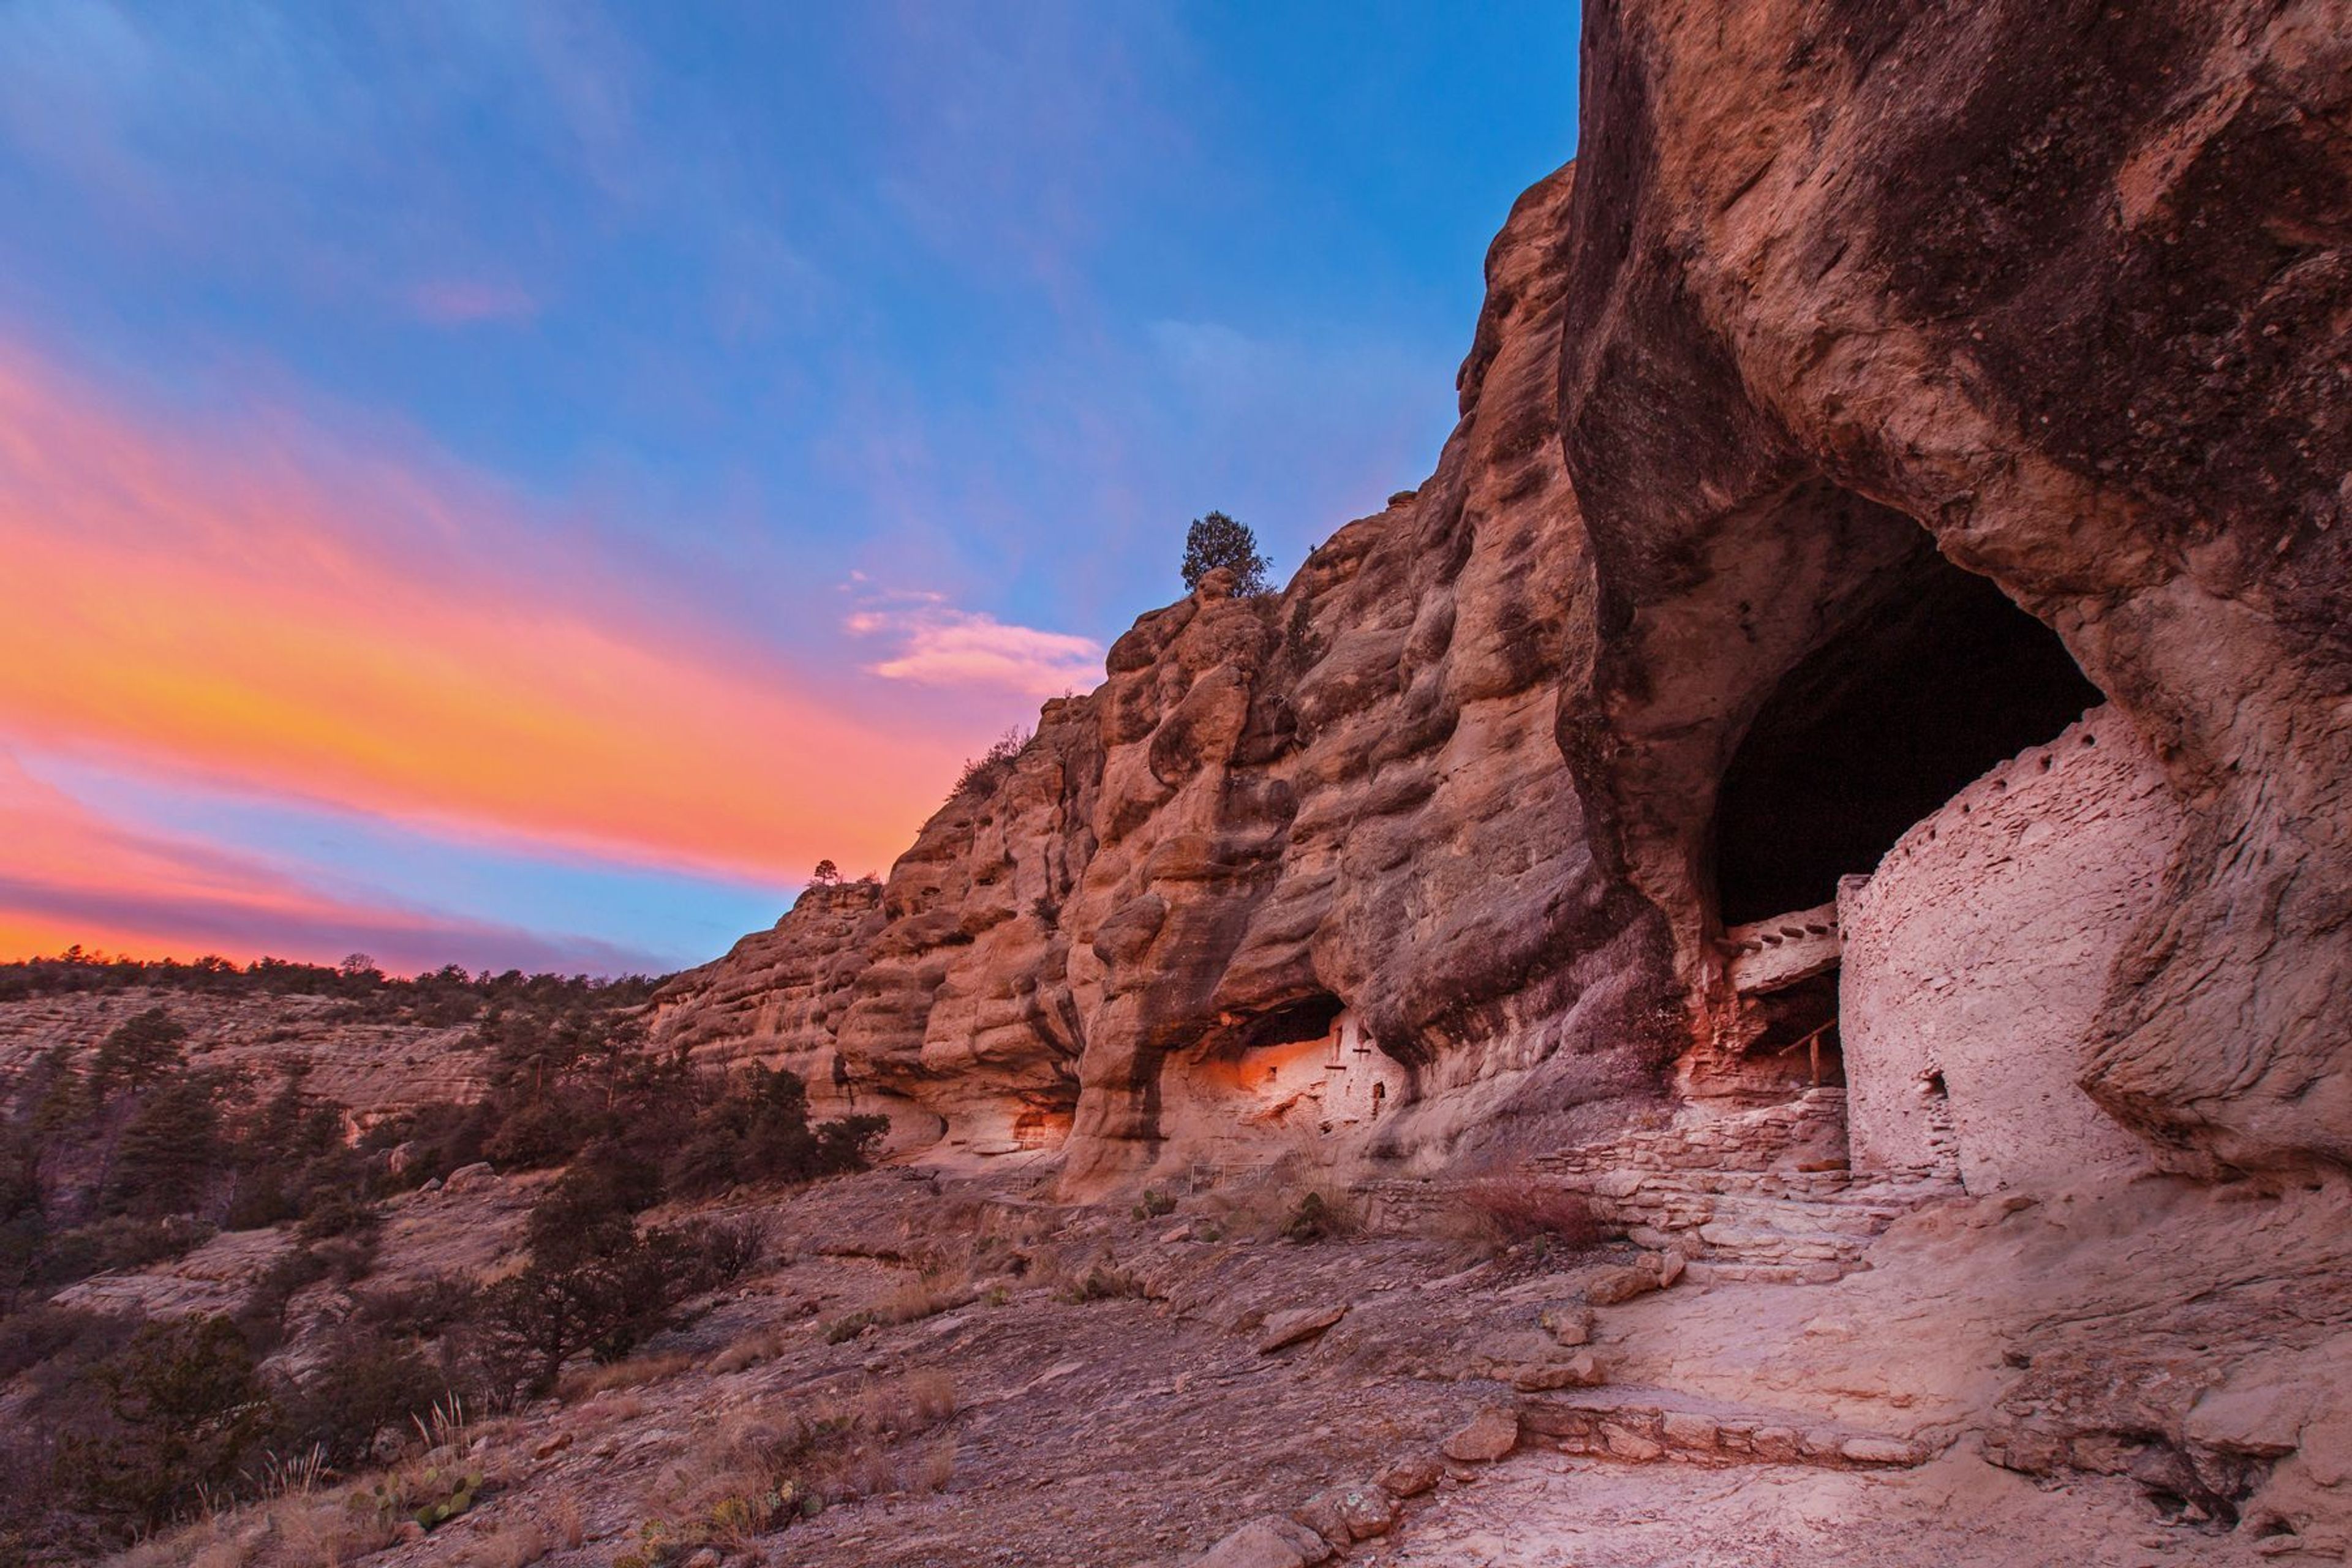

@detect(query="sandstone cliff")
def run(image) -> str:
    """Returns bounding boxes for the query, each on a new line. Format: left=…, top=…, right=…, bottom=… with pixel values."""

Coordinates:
left=658, top=166, right=1682, bottom=1188
left=662, top=0, right=2352, bottom=1210
left=1555, top=0, right=2352, bottom=1177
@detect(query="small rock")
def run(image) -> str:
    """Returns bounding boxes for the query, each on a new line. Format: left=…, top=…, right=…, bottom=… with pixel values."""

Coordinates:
left=2253, top=1537, right=2304, bottom=1558
left=1582, top=1265, right=1662, bottom=1306
left=1539, top=1303, right=1596, bottom=1346
left=1257, top=1305, right=1348, bottom=1354
left=1335, top=1484, right=1399, bottom=1540
left=1442, top=1405, right=1521, bottom=1463
left=533, top=1431, right=574, bottom=1460
left=443, top=1161, right=497, bottom=1194
left=1646, top=1248, right=1686, bottom=1287
left=1289, top=1491, right=1349, bottom=1547
left=1660, top=1412, right=1718, bottom=1448
left=1751, top=1426, right=1801, bottom=1462
left=1512, top=1362, right=1586, bottom=1392
left=1189, top=1515, right=1334, bottom=1567
left=1604, top=1425, right=1666, bottom=1461
left=1377, top=1454, right=1442, bottom=1498
left=1840, top=1435, right=1923, bottom=1466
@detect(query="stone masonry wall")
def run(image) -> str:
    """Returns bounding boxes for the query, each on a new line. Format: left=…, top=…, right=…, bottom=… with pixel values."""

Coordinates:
left=1839, top=706, right=2182, bottom=1193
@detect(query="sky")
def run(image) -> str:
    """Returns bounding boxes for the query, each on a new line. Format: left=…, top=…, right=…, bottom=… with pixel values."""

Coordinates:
left=0, top=1, right=1581, bottom=978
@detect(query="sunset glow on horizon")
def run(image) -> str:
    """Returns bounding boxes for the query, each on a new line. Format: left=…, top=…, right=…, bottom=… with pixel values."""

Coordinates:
left=0, top=2, right=1575, bottom=974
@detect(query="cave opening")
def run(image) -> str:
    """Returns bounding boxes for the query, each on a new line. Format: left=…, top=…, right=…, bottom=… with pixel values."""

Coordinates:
left=1230, top=991, right=1346, bottom=1053
left=1712, top=551, right=2104, bottom=927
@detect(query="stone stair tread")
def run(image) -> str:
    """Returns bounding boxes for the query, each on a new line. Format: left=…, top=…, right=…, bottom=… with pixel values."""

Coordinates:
left=1520, top=1384, right=1931, bottom=1468
left=1523, top=1382, right=1853, bottom=1429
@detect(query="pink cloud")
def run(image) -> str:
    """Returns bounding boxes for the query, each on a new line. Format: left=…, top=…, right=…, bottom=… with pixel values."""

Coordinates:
left=846, top=594, right=1102, bottom=696
left=0, top=750, right=649, bottom=974
left=0, top=339, right=974, bottom=885
left=408, top=279, right=542, bottom=325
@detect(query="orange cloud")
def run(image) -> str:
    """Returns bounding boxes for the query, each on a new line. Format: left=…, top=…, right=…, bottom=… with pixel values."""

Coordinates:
left=0, top=344, right=990, bottom=885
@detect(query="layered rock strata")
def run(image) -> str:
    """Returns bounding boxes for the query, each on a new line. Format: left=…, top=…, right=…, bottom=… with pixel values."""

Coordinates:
left=663, top=0, right=2351, bottom=1202
left=660, top=165, right=1681, bottom=1187
left=1555, top=0, right=2352, bottom=1174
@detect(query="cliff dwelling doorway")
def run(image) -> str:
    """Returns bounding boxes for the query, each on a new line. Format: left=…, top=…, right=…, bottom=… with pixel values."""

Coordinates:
left=1713, top=556, right=2103, bottom=927
left=1707, top=549, right=2105, bottom=1093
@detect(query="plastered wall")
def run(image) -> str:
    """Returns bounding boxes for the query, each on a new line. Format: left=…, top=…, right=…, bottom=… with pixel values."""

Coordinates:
left=1839, top=706, right=2181, bottom=1191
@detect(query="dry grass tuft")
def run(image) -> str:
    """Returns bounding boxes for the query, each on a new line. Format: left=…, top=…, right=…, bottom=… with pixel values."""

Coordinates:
left=1193, top=1163, right=1360, bottom=1244
left=710, top=1324, right=793, bottom=1374
left=549, top=1494, right=585, bottom=1550
left=559, top=1348, right=698, bottom=1400
left=647, top=1369, right=963, bottom=1553
left=1439, top=1169, right=1603, bottom=1255
left=823, top=1253, right=979, bottom=1342
left=463, top=1518, right=552, bottom=1568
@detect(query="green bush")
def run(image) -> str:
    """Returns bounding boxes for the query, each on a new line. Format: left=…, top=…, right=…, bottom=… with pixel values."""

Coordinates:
left=1180, top=510, right=1272, bottom=596
left=86, top=1009, right=187, bottom=1101
left=53, top=1315, right=275, bottom=1534
left=275, top=1332, right=448, bottom=1469
left=101, top=1076, right=228, bottom=1218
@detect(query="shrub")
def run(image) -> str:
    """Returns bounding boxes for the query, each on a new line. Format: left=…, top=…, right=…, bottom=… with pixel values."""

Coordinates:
left=87, top=1008, right=189, bottom=1101
left=296, top=1183, right=385, bottom=1243
left=1281, top=1189, right=1353, bottom=1245
left=33, top=1215, right=214, bottom=1291
left=527, top=1139, right=663, bottom=1267
left=274, top=1332, right=449, bottom=1469
left=1449, top=1174, right=1602, bottom=1254
left=950, top=728, right=1029, bottom=799
left=1059, top=1261, right=1148, bottom=1303
left=0, top=1301, right=139, bottom=1383
left=102, top=1074, right=229, bottom=1218
left=665, top=1067, right=886, bottom=1197
left=353, top=1272, right=481, bottom=1338
left=53, top=1314, right=276, bottom=1534
left=475, top=1215, right=752, bottom=1400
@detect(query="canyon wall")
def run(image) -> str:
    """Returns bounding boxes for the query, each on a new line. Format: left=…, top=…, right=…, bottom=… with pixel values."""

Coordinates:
left=659, top=166, right=1682, bottom=1189
left=660, top=0, right=2351, bottom=1198
left=1556, top=0, right=2352, bottom=1174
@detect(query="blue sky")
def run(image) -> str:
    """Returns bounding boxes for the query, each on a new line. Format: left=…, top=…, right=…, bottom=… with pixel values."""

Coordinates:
left=0, top=1, right=1580, bottom=975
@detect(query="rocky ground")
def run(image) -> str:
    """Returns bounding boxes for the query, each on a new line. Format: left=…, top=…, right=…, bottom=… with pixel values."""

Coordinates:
left=107, top=1152, right=2350, bottom=1568
left=0, top=987, right=489, bottom=1121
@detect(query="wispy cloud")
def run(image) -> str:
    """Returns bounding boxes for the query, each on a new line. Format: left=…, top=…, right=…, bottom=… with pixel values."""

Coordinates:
left=845, top=584, right=1102, bottom=696
left=0, top=341, right=967, bottom=884
left=409, top=278, right=541, bottom=325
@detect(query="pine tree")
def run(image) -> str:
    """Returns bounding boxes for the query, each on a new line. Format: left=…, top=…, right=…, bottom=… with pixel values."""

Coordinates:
left=89, top=1009, right=188, bottom=1101
left=104, top=1077, right=226, bottom=1218
left=1180, top=511, right=1272, bottom=596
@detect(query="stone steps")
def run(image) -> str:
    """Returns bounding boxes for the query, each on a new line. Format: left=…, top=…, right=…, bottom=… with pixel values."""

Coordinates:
left=1520, top=1385, right=1931, bottom=1469
left=1527, top=1088, right=1962, bottom=1276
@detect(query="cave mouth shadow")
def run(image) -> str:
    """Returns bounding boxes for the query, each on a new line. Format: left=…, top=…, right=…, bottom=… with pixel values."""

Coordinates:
left=1711, top=551, right=2106, bottom=928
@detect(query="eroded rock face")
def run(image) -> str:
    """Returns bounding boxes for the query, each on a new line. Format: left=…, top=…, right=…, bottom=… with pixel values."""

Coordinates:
left=659, top=166, right=1679, bottom=1188
left=1556, top=0, right=2352, bottom=1174
left=667, top=0, right=2350, bottom=1194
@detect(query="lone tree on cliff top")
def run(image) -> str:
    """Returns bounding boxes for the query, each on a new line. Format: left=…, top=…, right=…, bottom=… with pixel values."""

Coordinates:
left=1181, top=511, right=1272, bottom=597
